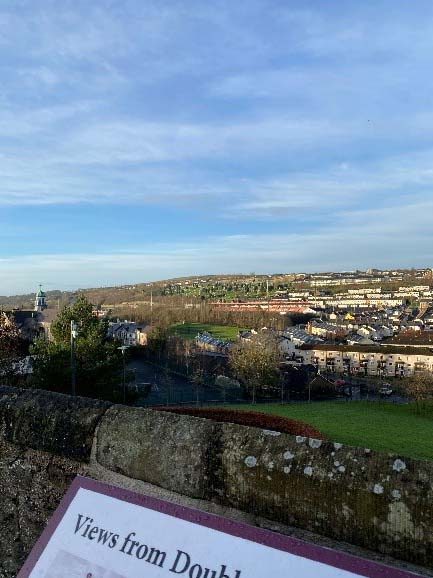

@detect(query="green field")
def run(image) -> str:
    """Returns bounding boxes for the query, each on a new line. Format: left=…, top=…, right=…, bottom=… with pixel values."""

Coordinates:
left=169, top=322, right=244, bottom=342
left=231, top=401, right=433, bottom=461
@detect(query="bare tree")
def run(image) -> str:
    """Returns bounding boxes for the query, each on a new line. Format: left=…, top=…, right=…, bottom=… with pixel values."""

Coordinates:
left=229, top=333, right=280, bottom=403
left=402, top=371, right=433, bottom=414
left=191, top=368, right=204, bottom=406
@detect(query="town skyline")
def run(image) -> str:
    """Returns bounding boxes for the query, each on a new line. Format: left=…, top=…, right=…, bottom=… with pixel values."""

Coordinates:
left=1, top=265, right=432, bottom=299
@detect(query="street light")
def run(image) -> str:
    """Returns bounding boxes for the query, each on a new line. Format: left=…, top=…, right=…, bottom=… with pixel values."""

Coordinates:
left=70, top=320, right=79, bottom=396
left=118, top=345, right=129, bottom=404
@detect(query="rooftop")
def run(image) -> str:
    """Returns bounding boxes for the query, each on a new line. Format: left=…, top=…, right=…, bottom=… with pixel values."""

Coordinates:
left=386, top=331, right=433, bottom=346
left=300, top=343, right=433, bottom=356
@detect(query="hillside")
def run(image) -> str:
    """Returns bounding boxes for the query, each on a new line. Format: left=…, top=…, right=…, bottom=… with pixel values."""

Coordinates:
left=1, top=268, right=429, bottom=311
left=0, top=273, right=295, bottom=310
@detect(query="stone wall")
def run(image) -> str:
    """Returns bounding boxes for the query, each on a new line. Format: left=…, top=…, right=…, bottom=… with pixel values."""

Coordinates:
left=1, top=386, right=432, bottom=577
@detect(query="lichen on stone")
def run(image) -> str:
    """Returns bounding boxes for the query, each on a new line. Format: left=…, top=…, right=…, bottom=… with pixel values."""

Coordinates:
left=283, top=450, right=295, bottom=460
left=373, top=483, right=384, bottom=495
left=392, top=459, right=406, bottom=473
left=244, top=456, right=257, bottom=468
left=262, top=429, right=281, bottom=437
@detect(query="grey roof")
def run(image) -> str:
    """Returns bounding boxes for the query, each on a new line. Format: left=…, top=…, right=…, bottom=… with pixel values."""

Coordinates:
left=284, top=327, right=323, bottom=344
left=196, top=332, right=232, bottom=351
left=347, top=334, right=374, bottom=344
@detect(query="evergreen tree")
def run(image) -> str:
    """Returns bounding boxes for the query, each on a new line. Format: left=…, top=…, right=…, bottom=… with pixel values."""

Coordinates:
left=31, top=296, right=133, bottom=402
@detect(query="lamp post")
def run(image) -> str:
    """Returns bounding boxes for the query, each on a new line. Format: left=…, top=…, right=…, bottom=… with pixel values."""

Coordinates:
left=118, top=345, right=129, bottom=404
left=70, top=320, right=78, bottom=396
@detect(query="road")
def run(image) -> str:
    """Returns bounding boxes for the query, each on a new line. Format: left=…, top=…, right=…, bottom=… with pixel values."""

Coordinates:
left=127, top=358, right=246, bottom=406
left=126, top=360, right=408, bottom=407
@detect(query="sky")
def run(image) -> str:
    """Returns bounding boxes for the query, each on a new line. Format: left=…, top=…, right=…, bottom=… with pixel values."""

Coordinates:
left=1, top=0, right=433, bottom=295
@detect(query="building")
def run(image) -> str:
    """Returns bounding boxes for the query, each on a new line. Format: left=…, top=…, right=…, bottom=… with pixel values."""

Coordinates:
left=9, top=287, right=57, bottom=342
left=107, top=321, right=151, bottom=346
left=283, top=327, right=323, bottom=347
left=288, top=344, right=433, bottom=378
left=195, top=332, right=232, bottom=355
left=346, top=334, right=375, bottom=346
left=34, top=285, right=47, bottom=312
left=307, top=320, right=348, bottom=340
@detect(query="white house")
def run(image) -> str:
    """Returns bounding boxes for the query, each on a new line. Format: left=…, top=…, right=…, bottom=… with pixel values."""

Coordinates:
left=108, top=321, right=150, bottom=346
left=290, top=344, right=433, bottom=378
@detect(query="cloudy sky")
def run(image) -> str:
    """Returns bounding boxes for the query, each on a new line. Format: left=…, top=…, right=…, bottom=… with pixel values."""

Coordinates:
left=1, top=0, right=433, bottom=294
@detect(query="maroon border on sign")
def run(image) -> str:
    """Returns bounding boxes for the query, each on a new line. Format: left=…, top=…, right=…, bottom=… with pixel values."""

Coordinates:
left=17, top=475, right=421, bottom=578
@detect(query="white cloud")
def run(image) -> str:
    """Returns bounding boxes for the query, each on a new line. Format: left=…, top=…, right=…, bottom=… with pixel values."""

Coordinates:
left=51, top=116, right=343, bottom=166
left=2, top=194, right=432, bottom=295
left=19, top=66, right=60, bottom=87
left=1, top=136, right=433, bottom=220
left=0, top=101, right=97, bottom=137
left=225, top=148, right=433, bottom=219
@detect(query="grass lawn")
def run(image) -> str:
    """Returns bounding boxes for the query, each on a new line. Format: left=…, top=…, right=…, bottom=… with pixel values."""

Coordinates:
left=230, top=401, right=433, bottom=461
left=169, top=322, right=244, bottom=342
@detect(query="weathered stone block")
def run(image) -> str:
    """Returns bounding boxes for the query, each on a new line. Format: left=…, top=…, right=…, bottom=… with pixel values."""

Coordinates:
left=0, top=438, right=87, bottom=578
left=218, top=423, right=433, bottom=567
left=96, top=406, right=220, bottom=499
left=0, top=386, right=110, bottom=461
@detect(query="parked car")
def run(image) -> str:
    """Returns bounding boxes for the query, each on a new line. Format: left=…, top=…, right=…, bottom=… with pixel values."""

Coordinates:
left=379, top=385, right=393, bottom=397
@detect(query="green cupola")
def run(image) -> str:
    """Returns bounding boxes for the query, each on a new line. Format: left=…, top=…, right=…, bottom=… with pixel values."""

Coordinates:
left=34, top=285, right=47, bottom=312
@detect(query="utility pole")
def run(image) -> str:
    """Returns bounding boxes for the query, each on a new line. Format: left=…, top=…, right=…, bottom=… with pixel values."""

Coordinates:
left=118, top=345, right=129, bottom=403
left=267, top=279, right=270, bottom=314
left=70, top=320, right=78, bottom=396
left=150, top=290, right=153, bottom=326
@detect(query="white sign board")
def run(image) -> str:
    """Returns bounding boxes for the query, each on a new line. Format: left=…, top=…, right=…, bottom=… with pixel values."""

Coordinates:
left=18, top=476, right=419, bottom=578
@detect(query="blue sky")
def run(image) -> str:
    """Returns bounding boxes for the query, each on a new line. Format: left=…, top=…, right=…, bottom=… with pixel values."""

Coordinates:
left=1, top=0, right=433, bottom=294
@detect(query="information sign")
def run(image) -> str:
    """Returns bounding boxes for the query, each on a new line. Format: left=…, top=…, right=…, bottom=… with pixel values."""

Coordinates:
left=18, top=476, right=420, bottom=578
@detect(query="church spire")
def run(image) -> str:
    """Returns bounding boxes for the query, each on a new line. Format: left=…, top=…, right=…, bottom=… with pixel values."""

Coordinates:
left=34, top=285, right=47, bottom=312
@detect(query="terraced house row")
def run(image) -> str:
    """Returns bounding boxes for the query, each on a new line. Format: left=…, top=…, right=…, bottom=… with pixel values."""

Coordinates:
left=288, top=344, right=433, bottom=378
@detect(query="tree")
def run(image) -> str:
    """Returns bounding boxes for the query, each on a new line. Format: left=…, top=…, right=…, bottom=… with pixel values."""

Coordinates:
left=191, top=368, right=204, bottom=406
left=50, top=295, right=106, bottom=345
left=31, top=296, right=132, bottom=402
left=146, top=326, right=169, bottom=361
left=402, top=372, right=433, bottom=414
left=162, top=363, right=174, bottom=405
left=0, top=313, right=21, bottom=386
left=229, top=333, right=280, bottom=403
